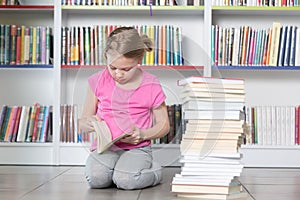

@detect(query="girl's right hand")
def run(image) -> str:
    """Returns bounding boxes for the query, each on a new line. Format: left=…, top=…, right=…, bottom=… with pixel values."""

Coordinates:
left=79, top=115, right=101, bottom=133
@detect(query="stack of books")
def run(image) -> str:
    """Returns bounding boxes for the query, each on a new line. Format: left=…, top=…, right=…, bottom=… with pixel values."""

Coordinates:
left=171, top=76, right=248, bottom=199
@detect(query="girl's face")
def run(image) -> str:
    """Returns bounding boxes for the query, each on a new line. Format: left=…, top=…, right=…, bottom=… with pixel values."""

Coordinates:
left=107, top=55, right=140, bottom=85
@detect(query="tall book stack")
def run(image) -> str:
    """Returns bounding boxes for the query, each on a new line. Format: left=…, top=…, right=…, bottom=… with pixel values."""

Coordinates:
left=171, top=76, right=248, bottom=199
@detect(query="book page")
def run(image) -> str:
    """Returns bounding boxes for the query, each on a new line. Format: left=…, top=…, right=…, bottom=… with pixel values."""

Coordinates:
left=92, top=120, right=130, bottom=154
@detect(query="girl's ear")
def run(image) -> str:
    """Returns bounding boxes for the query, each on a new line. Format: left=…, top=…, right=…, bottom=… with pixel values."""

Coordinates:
left=137, top=55, right=144, bottom=64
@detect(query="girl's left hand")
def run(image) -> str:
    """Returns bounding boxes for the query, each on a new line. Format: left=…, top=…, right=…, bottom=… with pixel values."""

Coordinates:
left=120, top=125, right=144, bottom=145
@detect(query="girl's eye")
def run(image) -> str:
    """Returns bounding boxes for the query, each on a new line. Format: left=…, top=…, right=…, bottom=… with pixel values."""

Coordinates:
left=109, top=65, right=117, bottom=70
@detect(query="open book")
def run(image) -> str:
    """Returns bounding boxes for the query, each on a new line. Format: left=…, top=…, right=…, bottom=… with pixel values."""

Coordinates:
left=92, top=120, right=130, bottom=154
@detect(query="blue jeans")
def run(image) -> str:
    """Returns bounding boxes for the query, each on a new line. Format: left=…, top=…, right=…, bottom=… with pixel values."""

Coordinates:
left=85, top=146, right=162, bottom=190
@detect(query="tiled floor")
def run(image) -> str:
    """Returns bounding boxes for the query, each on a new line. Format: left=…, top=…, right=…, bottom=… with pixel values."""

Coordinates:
left=0, top=166, right=300, bottom=200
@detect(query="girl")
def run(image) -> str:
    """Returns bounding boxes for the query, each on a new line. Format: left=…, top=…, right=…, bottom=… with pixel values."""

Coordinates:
left=79, top=27, right=170, bottom=190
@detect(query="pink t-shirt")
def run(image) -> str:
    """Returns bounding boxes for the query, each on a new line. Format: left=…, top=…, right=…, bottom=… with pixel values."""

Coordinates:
left=88, top=68, right=166, bottom=151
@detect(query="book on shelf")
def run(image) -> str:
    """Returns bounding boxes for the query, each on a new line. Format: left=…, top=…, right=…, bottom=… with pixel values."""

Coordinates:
left=166, top=105, right=175, bottom=144
left=61, top=24, right=183, bottom=66
left=1, top=106, right=11, bottom=141
left=11, top=106, right=22, bottom=142
left=4, top=106, right=19, bottom=142
left=26, top=105, right=38, bottom=142
left=174, top=104, right=182, bottom=144
left=31, top=105, right=41, bottom=142
left=0, top=105, right=52, bottom=143
left=92, top=120, right=130, bottom=154
left=16, top=106, right=30, bottom=142
left=277, top=25, right=287, bottom=66
left=40, top=105, right=50, bottom=142
left=246, top=105, right=298, bottom=146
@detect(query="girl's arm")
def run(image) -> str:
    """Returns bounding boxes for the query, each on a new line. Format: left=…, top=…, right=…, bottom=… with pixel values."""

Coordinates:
left=121, top=102, right=170, bottom=144
left=78, top=86, right=99, bottom=133
left=141, top=102, right=170, bottom=140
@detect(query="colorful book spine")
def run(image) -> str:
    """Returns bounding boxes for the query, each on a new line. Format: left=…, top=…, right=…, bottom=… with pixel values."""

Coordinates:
left=20, top=25, right=25, bottom=64
left=1, top=106, right=11, bottom=141
left=84, top=26, right=91, bottom=65
left=9, top=25, right=17, bottom=65
left=4, top=25, right=10, bottom=64
left=31, top=27, right=37, bottom=64
left=11, top=106, right=21, bottom=142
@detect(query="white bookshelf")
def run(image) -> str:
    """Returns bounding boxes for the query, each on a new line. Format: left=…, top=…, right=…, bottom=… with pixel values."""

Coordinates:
left=211, top=6, right=300, bottom=167
left=57, top=3, right=205, bottom=165
left=0, top=143, right=54, bottom=165
left=1, top=1, right=300, bottom=167
left=240, top=145, right=300, bottom=168
left=0, top=4, right=55, bottom=165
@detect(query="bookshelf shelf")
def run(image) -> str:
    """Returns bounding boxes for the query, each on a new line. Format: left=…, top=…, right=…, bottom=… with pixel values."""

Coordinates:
left=213, top=6, right=300, bottom=11
left=0, top=142, right=53, bottom=147
left=152, top=143, right=179, bottom=149
left=213, top=66, right=300, bottom=71
left=241, top=145, right=300, bottom=150
left=61, top=5, right=204, bottom=15
left=0, top=5, right=54, bottom=11
left=0, top=143, right=54, bottom=165
left=0, top=65, right=53, bottom=69
left=212, top=6, right=300, bottom=15
left=61, top=65, right=204, bottom=70
left=240, top=145, right=300, bottom=167
left=59, top=142, right=91, bottom=147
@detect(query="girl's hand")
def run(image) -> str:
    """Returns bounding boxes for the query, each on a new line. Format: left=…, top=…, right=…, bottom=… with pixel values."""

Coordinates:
left=79, top=115, right=100, bottom=133
left=120, top=125, right=144, bottom=145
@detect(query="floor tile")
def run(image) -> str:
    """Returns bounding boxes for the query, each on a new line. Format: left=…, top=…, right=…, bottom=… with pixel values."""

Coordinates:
left=1, top=166, right=300, bottom=200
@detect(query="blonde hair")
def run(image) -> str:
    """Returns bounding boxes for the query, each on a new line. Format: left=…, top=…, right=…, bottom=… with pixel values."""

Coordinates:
left=104, top=27, right=153, bottom=60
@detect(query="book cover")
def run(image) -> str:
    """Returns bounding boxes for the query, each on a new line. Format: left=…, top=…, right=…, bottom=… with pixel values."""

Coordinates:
left=166, top=105, right=175, bottom=144
left=4, top=106, right=18, bottom=142
left=1, top=106, right=12, bottom=141
left=269, top=22, right=281, bottom=66
left=92, top=120, right=130, bottom=154
left=16, top=106, right=30, bottom=142
left=40, top=105, right=50, bottom=142
left=11, top=106, right=22, bottom=142
left=174, top=104, right=182, bottom=144
left=31, top=105, right=41, bottom=142
left=0, top=105, right=8, bottom=134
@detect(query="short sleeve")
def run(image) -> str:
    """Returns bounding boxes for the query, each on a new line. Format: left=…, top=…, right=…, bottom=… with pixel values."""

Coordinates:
left=151, top=77, right=166, bottom=108
left=88, top=71, right=103, bottom=95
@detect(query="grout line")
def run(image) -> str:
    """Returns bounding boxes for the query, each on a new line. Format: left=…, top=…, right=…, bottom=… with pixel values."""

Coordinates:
left=19, top=167, right=73, bottom=199
left=136, top=190, right=142, bottom=200
left=240, top=182, right=256, bottom=200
